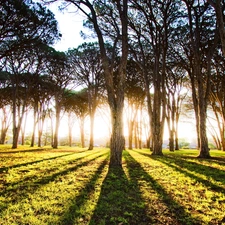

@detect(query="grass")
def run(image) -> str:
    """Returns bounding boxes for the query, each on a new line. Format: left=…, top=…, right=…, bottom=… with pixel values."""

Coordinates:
left=0, top=146, right=225, bottom=224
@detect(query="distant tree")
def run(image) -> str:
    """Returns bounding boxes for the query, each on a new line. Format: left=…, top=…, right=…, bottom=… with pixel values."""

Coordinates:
left=1, top=49, right=38, bottom=148
left=69, top=89, right=89, bottom=148
left=165, top=67, right=188, bottom=151
left=67, top=42, right=104, bottom=150
left=62, top=90, right=78, bottom=147
left=0, top=0, right=60, bottom=148
left=45, top=49, right=73, bottom=149
left=125, top=59, right=145, bottom=150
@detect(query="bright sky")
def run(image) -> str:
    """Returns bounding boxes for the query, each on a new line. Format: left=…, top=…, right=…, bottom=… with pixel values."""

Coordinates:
left=46, top=2, right=88, bottom=51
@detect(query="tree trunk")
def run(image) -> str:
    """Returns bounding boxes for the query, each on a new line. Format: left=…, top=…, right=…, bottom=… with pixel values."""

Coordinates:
left=52, top=102, right=60, bottom=149
left=0, top=128, right=7, bottom=144
left=109, top=102, right=125, bottom=167
left=151, top=64, right=165, bottom=156
left=12, top=91, right=25, bottom=149
left=12, top=127, right=19, bottom=149
left=68, top=112, right=73, bottom=147
left=80, top=117, right=85, bottom=148
left=31, top=107, right=37, bottom=147
left=0, top=107, right=10, bottom=144
left=88, top=110, right=95, bottom=150
left=198, top=109, right=210, bottom=157
left=128, top=120, right=134, bottom=150
left=38, top=130, right=42, bottom=147
left=175, top=112, right=179, bottom=150
left=134, top=121, right=138, bottom=148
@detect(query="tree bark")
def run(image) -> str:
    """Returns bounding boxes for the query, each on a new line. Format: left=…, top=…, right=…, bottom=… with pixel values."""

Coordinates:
left=52, top=100, right=60, bottom=149
left=109, top=101, right=125, bottom=167
left=88, top=109, right=95, bottom=150
left=80, top=117, right=85, bottom=148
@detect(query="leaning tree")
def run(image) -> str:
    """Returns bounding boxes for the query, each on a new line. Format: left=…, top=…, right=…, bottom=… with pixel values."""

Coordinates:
left=45, top=0, right=128, bottom=167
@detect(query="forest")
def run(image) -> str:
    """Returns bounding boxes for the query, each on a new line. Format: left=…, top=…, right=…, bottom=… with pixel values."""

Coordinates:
left=0, top=0, right=225, bottom=167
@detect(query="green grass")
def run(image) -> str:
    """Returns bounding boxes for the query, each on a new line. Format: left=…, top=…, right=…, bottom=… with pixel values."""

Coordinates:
left=0, top=147, right=225, bottom=224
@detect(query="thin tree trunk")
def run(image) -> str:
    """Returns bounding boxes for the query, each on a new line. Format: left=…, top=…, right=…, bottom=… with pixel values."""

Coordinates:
left=128, top=120, right=134, bottom=150
left=88, top=110, right=95, bottom=150
left=80, top=117, right=85, bottom=148
left=31, top=106, right=37, bottom=147
left=52, top=107, right=60, bottom=149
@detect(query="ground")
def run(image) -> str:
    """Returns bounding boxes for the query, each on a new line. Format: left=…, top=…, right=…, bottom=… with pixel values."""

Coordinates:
left=0, top=146, right=225, bottom=225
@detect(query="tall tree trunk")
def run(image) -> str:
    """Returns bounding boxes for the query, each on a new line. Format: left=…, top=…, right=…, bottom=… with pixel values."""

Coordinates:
left=12, top=91, right=25, bottom=149
left=109, top=100, right=125, bottom=167
left=0, top=107, right=10, bottom=144
left=88, top=110, right=95, bottom=150
left=52, top=102, right=60, bottom=149
left=221, top=127, right=225, bottom=151
left=151, top=53, right=165, bottom=155
left=0, top=128, right=7, bottom=144
left=197, top=102, right=210, bottom=157
left=175, top=111, right=179, bottom=150
left=31, top=106, right=37, bottom=147
left=79, top=0, right=128, bottom=166
left=80, top=117, right=85, bottom=148
left=128, top=120, right=134, bottom=150
left=68, top=112, right=73, bottom=147
left=152, top=93, right=164, bottom=155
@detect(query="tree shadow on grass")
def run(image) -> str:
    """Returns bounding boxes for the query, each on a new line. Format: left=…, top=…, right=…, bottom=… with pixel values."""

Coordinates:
left=0, top=152, right=78, bottom=172
left=0, top=152, right=107, bottom=213
left=0, top=148, right=47, bottom=154
left=89, top=160, right=152, bottom=225
left=136, top=150, right=225, bottom=194
left=58, top=155, right=109, bottom=225
left=125, top=150, right=201, bottom=225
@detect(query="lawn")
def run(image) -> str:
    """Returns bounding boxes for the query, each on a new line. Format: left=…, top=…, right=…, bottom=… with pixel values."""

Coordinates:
left=0, top=146, right=225, bottom=225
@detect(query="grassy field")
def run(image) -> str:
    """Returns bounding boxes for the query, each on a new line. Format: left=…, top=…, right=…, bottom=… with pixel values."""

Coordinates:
left=0, top=146, right=225, bottom=225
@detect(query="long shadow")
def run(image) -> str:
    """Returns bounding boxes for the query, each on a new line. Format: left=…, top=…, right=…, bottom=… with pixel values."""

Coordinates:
left=125, top=150, right=201, bottom=225
left=135, top=150, right=225, bottom=194
left=57, top=154, right=110, bottom=225
left=165, top=154, right=225, bottom=183
left=0, top=148, right=48, bottom=154
left=1, top=151, right=100, bottom=189
left=0, top=152, right=78, bottom=172
left=0, top=149, right=93, bottom=172
left=0, top=152, right=108, bottom=214
left=89, top=156, right=154, bottom=225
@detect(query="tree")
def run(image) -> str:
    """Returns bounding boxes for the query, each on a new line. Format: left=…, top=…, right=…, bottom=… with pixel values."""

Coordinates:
left=181, top=0, right=218, bottom=158
left=209, top=51, right=225, bottom=151
left=67, top=42, right=104, bottom=150
left=165, top=67, right=188, bottom=151
left=0, top=71, right=12, bottom=144
left=0, top=0, right=60, bottom=148
left=45, top=49, right=73, bottom=149
left=207, top=0, right=225, bottom=56
left=68, top=89, right=89, bottom=148
left=1, top=49, right=38, bottom=148
left=125, top=59, right=145, bottom=149
left=46, top=0, right=128, bottom=167
left=0, top=0, right=60, bottom=59
left=129, top=0, right=182, bottom=155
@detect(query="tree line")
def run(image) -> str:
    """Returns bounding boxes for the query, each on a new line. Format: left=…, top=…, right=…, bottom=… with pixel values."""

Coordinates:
left=0, top=0, right=225, bottom=167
